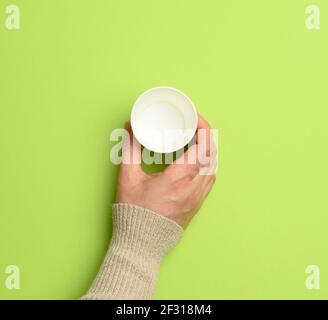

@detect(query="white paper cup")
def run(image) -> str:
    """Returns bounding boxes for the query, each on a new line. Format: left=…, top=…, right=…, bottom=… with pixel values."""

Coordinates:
left=131, top=87, right=198, bottom=153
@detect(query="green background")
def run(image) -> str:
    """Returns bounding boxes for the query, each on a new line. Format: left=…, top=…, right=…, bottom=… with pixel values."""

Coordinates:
left=0, top=0, right=327, bottom=299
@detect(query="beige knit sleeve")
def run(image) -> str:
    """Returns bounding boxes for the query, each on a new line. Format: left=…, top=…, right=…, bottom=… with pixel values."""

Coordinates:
left=82, top=203, right=183, bottom=300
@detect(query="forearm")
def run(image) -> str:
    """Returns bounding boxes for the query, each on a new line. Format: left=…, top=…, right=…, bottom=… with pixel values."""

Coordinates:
left=82, top=203, right=183, bottom=300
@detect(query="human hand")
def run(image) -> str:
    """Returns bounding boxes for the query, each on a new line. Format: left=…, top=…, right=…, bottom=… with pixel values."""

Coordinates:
left=116, top=115, right=217, bottom=229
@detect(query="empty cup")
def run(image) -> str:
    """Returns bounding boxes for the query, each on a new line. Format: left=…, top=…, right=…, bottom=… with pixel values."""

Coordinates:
left=131, top=87, right=198, bottom=153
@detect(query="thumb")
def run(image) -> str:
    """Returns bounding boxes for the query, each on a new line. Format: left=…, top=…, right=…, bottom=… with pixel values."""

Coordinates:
left=121, top=122, right=143, bottom=177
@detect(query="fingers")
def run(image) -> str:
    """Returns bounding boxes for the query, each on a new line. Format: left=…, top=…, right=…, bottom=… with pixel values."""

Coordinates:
left=199, top=153, right=218, bottom=176
left=197, top=114, right=211, bottom=154
left=197, top=115, right=217, bottom=167
left=164, top=144, right=200, bottom=180
left=164, top=114, right=217, bottom=181
left=200, top=174, right=216, bottom=201
left=192, top=162, right=216, bottom=190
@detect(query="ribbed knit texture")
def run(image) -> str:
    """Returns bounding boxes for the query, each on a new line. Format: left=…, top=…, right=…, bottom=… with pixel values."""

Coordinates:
left=82, top=203, right=183, bottom=300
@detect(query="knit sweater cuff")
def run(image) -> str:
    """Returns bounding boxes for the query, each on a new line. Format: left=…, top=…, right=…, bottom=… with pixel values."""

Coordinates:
left=82, top=203, right=183, bottom=300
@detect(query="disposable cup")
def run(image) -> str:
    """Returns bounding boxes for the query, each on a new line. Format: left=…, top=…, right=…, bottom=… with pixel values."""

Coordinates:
left=131, top=87, right=198, bottom=153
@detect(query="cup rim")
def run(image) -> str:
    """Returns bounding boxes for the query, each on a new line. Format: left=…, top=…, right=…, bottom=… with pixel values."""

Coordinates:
left=131, top=86, right=198, bottom=153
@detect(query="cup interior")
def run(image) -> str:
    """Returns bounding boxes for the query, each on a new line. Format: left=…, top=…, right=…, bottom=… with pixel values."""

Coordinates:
left=131, top=87, right=197, bottom=153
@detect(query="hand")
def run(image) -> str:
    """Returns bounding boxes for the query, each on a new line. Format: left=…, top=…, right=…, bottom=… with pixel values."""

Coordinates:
left=116, top=115, right=217, bottom=229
